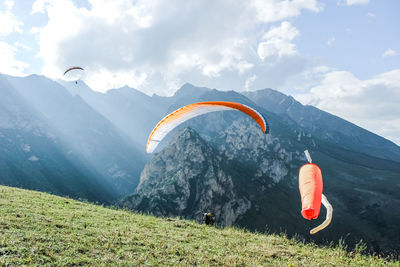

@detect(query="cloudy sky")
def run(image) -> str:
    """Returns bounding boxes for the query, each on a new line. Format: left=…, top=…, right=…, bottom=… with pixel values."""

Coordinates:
left=1, top=0, right=399, bottom=145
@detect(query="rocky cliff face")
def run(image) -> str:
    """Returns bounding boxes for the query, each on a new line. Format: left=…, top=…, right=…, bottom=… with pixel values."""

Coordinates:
left=120, top=128, right=252, bottom=226
left=120, top=119, right=310, bottom=233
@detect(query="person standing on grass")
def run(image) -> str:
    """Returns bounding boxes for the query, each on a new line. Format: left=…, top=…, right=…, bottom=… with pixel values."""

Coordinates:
left=203, top=213, right=214, bottom=225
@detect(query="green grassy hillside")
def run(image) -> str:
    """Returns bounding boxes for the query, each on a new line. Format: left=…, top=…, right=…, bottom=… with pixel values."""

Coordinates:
left=0, top=185, right=398, bottom=266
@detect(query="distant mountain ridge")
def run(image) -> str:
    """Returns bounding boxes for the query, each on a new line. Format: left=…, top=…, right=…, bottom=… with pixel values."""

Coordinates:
left=62, top=80, right=400, bottom=164
left=60, top=80, right=172, bottom=151
left=244, top=89, right=400, bottom=163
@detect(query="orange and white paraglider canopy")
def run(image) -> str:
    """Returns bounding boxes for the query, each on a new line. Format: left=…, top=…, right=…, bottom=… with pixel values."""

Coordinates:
left=146, top=101, right=269, bottom=153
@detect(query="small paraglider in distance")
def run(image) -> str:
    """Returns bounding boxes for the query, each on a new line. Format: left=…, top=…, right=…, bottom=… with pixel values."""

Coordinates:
left=146, top=101, right=269, bottom=153
left=63, top=66, right=84, bottom=85
left=63, top=66, right=84, bottom=76
left=203, top=213, right=214, bottom=225
left=299, top=150, right=333, bottom=234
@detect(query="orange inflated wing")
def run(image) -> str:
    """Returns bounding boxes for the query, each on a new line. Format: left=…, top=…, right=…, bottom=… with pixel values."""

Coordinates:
left=299, top=163, right=323, bottom=220
left=146, top=101, right=268, bottom=153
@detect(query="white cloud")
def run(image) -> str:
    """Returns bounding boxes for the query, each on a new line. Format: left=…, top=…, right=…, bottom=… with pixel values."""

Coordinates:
left=339, top=0, right=369, bottom=6
left=31, top=0, right=322, bottom=94
left=366, top=12, right=375, bottom=18
left=295, top=70, right=400, bottom=145
left=283, top=64, right=333, bottom=92
left=257, top=21, right=299, bottom=61
left=4, top=0, right=14, bottom=10
left=245, top=74, right=257, bottom=91
left=0, top=41, right=29, bottom=75
left=32, top=0, right=86, bottom=79
left=382, top=49, right=397, bottom=58
left=83, top=68, right=148, bottom=93
left=327, top=36, right=335, bottom=46
left=29, top=27, right=41, bottom=35
left=0, top=0, right=23, bottom=36
left=251, top=0, right=322, bottom=23
left=14, top=41, right=32, bottom=50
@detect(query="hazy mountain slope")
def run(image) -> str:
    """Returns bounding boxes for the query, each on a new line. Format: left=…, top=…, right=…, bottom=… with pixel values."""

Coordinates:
left=61, top=82, right=225, bottom=151
left=61, top=80, right=171, bottom=150
left=6, top=75, right=145, bottom=195
left=244, top=89, right=400, bottom=163
left=0, top=76, right=114, bottom=202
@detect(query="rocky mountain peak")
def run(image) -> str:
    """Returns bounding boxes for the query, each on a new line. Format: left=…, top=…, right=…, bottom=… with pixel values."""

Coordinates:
left=106, top=85, right=150, bottom=99
left=135, top=127, right=213, bottom=192
left=165, top=127, right=208, bottom=154
left=173, top=83, right=210, bottom=98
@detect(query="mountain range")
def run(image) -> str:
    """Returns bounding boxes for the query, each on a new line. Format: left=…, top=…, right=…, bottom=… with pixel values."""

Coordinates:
left=0, top=74, right=399, bottom=254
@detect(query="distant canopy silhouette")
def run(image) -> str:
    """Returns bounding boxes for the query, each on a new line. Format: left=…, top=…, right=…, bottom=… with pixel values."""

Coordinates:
left=63, top=66, right=84, bottom=76
left=146, top=101, right=269, bottom=153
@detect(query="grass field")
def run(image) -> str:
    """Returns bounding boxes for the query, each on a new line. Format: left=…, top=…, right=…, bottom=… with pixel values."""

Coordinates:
left=0, top=185, right=398, bottom=266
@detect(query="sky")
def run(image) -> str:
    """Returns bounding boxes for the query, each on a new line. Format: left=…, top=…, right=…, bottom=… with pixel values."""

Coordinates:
left=1, top=0, right=399, bottom=145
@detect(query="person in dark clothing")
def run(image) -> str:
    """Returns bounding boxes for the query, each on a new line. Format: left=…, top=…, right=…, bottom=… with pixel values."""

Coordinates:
left=203, top=212, right=214, bottom=225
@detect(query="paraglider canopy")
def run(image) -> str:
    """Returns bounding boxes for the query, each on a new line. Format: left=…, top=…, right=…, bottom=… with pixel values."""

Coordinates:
left=63, top=66, right=84, bottom=76
left=299, top=150, right=333, bottom=234
left=146, top=101, right=269, bottom=153
left=63, top=67, right=85, bottom=85
left=299, top=163, right=323, bottom=220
